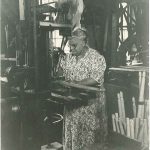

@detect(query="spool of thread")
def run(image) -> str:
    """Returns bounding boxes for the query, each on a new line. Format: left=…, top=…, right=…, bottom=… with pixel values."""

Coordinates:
left=144, top=100, right=149, bottom=119
left=139, top=71, right=142, bottom=89
left=115, top=113, right=120, bottom=133
left=130, top=119, right=134, bottom=139
left=25, top=51, right=27, bottom=65
left=19, top=0, right=25, bottom=20
left=120, top=91, right=126, bottom=119
left=118, top=119, right=125, bottom=135
left=112, top=114, right=116, bottom=132
left=132, top=97, right=136, bottom=118
left=137, top=105, right=144, bottom=118
left=117, top=93, right=122, bottom=118
left=137, top=119, right=144, bottom=142
left=135, top=118, right=140, bottom=139
left=5, top=25, right=9, bottom=49
left=143, top=119, right=148, bottom=145
left=16, top=51, right=19, bottom=66
left=139, top=72, right=146, bottom=102
left=27, top=51, right=28, bottom=65
left=126, top=117, right=130, bottom=137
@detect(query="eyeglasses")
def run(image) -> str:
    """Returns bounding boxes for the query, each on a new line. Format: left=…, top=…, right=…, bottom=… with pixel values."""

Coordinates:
left=71, top=44, right=77, bottom=49
left=68, top=43, right=78, bottom=50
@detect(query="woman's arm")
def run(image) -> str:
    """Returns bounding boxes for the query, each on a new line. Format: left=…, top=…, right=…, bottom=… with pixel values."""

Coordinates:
left=56, top=66, right=64, bottom=77
left=55, top=54, right=66, bottom=77
left=73, top=78, right=98, bottom=86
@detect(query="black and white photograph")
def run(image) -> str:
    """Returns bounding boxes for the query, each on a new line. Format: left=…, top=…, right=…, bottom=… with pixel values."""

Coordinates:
left=0, top=0, right=149, bottom=150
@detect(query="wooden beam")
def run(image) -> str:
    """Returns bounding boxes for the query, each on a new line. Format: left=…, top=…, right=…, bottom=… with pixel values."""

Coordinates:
left=120, top=3, right=123, bottom=41
left=39, top=21, right=71, bottom=29
left=53, top=80, right=105, bottom=92
left=109, top=66, right=148, bottom=72
left=111, top=7, right=119, bottom=66
left=31, top=4, right=56, bottom=14
left=118, top=0, right=148, bottom=4
left=33, top=0, right=39, bottom=91
left=19, top=0, right=25, bottom=20
left=103, top=0, right=111, bottom=52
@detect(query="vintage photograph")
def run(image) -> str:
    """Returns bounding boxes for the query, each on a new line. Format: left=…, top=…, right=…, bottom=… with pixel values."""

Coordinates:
left=0, top=0, right=149, bottom=150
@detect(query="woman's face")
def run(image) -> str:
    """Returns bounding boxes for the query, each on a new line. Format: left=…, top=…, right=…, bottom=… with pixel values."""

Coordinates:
left=69, top=38, right=85, bottom=56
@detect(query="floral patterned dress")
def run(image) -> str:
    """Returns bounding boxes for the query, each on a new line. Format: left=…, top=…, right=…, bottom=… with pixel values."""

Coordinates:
left=59, top=48, right=107, bottom=150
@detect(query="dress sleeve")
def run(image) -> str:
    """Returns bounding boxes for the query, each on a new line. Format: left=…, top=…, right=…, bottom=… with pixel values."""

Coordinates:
left=59, top=55, right=66, bottom=69
left=56, top=54, right=72, bottom=77
left=59, top=54, right=71, bottom=69
left=56, top=54, right=66, bottom=76
left=88, top=53, right=106, bottom=84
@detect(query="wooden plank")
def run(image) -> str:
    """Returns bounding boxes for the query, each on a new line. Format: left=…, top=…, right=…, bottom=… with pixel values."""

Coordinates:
left=119, top=0, right=148, bottom=4
left=39, top=21, right=71, bottom=29
left=53, top=80, right=105, bottom=92
left=111, top=5, right=119, bottom=66
left=109, top=66, right=149, bottom=72
left=103, top=0, right=110, bottom=52
left=120, top=3, right=124, bottom=42
left=51, top=92, right=84, bottom=104
left=31, top=4, right=56, bottom=14
left=1, top=57, right=17, bottom=61
left=0, top=77, right=8, bottom=82
left=19, top=0, right=25, bottom=20
left=33, top=0, right=39, bottom=92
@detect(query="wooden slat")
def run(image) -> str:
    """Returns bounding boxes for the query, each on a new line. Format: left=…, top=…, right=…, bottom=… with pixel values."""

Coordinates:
left=0, top=77, right=8, bottom=82
left=19, top=0, right=25, bottom=20
left=111, top=6, right=119, bottom=66
left=109, top=66, right=149, bottom=72
left=53, top=80, right=105, bottom=92
left=39, top=21, right=71, bottom=28
left=31, top=4, right=56, bottom=14
left=33, top=0, right=39, bottom=92
left=1, top=57, right=17, bottom=61
left=51, top=92, right=83, bottom=104
left=119, top=0, right=148, bottom=4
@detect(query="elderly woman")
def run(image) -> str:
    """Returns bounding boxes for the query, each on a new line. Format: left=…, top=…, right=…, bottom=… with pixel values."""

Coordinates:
left=57, top=28, right=107, bottom=150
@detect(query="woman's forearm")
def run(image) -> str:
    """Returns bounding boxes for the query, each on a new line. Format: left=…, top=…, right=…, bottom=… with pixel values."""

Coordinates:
left=56, top=67, right=64, bottom=77
left=74, top=78, right=98, bottom=86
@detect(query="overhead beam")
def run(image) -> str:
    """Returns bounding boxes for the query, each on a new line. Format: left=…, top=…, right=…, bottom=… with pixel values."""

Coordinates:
left=118, top=0, right=148, bottom=4
left=31, top=4, right=56, bottom=14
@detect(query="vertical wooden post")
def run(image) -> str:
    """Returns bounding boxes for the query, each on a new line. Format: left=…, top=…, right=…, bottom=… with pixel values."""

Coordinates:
left=111, top=10, right=119, bottom=66
left=49, top=31, right=53, bottom=78
left=103, top=15, right=109, bottom=52
left=103, top=0, right=110, bottom=52
left=26, top=0, right=32, bottom=66
left=139, top=71, right=146, bottom=102
left=120, top=3, right=123, bottom=42
left=40, top=0, right=42, bottom=5
left=33, top=3, right=42, bottom=150
left=45, top=31, right=50, bottom=89
left=33, top=0, right=39, bottom=92
left=92, top=12, right=98, bottom=50
left=19, top=0, right=25, bottom=20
